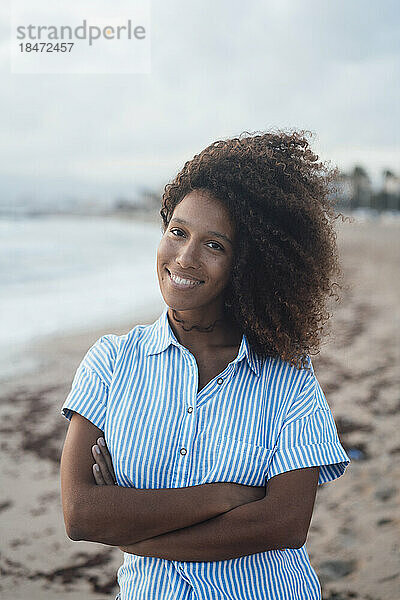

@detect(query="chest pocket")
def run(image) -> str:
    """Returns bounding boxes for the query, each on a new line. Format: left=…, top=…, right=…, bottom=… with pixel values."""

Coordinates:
left=194, top=435, right=274, bottom=487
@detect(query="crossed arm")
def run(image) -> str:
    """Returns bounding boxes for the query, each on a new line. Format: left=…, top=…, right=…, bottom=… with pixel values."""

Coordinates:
left=117, top=468, right=319, bottom=561
left=61, top=413, right=319, bottom=562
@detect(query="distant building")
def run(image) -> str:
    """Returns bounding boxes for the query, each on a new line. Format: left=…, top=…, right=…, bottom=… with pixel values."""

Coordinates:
left=332, top=173, right=352, bottom=209
left=349, top=166, right=373, bottom=209
left=113, top=188, right=161, bottom=215
left=383, top=170, right=400, bottom=195
left=377, top=170, right=400, bottom=211
left=332, top=166, right=400, bottom=213
left=331, top=168, right=372, bottom=211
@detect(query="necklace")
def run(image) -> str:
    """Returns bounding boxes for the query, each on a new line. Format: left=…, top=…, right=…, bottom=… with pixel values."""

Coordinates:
left=171, top=309, right=225, bottom=333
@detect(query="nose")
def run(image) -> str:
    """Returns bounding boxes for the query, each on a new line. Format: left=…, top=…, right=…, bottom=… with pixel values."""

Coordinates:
left=175, top=240, right=200, bottom=270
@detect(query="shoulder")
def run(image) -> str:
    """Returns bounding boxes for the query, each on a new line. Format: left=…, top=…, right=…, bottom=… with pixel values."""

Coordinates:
left=81, top=323, right=148, bottom=384
left=114, top=319, right=160, bottom=359
left=261, top=354, right=316, bottom=395
left=89, top=315, right=163, bottom=369
left=261, top=354, right=319, bottom=423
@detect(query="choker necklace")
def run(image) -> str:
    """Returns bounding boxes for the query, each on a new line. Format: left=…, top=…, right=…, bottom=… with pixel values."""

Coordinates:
left=171, top=309, right=224, bottom=333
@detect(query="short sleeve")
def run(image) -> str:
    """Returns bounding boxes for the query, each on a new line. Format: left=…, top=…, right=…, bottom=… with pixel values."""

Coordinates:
left=61, top=334, right=118, bottom=431
left=267, top=364, right=350, bottom=486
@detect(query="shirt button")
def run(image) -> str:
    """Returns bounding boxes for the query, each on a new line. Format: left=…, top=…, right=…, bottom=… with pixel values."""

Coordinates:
left=187, top=406, right=193, bottom=413
left=217, top=377, right=224, bottom=385
left=180, top=448, right=187, bottom=455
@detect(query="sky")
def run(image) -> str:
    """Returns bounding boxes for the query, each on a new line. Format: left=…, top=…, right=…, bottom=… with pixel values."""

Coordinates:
left=0, top=0, right=399, bottom=206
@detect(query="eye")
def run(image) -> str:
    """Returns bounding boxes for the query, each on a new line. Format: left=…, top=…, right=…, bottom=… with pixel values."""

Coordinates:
left=169, top=228, right=184, bottom=237
left=169, top=228, right=224, bottom=251
left=207, top=241, right=224, bottom=251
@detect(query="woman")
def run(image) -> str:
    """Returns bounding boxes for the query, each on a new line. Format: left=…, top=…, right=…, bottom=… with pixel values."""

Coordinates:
left=60, top=129, right=351, bottom=600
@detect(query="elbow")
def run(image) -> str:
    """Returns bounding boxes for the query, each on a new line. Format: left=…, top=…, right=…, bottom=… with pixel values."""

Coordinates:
left=284, top=518, right=308, bottom=549
left=64, top=510, right=87, bottom=542
left=65, top=522, right=85, bottom=542
left=281, top=532, right=306, bottom=550
left=288, top=533, right=307, bottom=549
left=63, top=497, right=93, bottom=542
left=63, top=496, right=120, bottom=545
left=290, top=526, right=308, bottom=549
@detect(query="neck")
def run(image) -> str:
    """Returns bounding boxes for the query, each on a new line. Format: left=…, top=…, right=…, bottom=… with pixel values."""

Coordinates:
left=167, top=307, right=241, bottom=352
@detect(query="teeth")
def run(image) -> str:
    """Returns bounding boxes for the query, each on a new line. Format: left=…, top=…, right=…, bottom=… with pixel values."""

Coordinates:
left=169, top=271, right=202, bottom=287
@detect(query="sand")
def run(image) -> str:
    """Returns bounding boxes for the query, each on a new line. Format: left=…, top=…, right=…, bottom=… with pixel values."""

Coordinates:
left=0, top=216, right=399, bottom=600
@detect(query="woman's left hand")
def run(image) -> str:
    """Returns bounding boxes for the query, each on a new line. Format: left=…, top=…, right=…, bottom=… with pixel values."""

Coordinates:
left=91, top=436, right=144, bottom=554
left=91, top=437, right=117, bottom=485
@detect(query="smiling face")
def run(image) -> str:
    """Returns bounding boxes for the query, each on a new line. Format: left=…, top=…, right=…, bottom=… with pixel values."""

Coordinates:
left=157, top=189, right=236, bottom=316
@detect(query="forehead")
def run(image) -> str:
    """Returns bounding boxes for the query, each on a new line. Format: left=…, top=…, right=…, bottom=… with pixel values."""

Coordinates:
left=171, top=190, right=235, bottom=237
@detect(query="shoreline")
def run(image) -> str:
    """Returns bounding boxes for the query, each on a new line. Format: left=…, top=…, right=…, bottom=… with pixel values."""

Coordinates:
left=1, top=307, right=163, bottom=391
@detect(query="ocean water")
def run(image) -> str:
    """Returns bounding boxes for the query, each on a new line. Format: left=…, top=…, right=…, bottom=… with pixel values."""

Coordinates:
left=0, top=215, right=166, bottom=380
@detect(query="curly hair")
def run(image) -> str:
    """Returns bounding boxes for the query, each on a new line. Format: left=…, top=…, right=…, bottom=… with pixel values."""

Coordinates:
left=160, top=128, right=349, bottom=370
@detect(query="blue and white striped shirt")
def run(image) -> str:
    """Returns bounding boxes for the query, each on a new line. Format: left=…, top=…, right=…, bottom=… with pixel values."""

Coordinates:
left=62, top=306, right=350, bottom=600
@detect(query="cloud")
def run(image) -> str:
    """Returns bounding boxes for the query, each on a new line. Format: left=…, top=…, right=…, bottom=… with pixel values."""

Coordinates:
left=0, top=0, right=399, bottom=202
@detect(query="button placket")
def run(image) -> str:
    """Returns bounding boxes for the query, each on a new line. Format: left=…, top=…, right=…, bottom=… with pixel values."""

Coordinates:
left=196, top=366, right=236, bottom=410
left=175, top=356, right=198, bottom=483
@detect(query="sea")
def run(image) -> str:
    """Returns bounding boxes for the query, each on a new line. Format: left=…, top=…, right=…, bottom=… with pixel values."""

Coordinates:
left=2, top=207, right=399, bottom=382
left=0, top=215, right=166, bottom=381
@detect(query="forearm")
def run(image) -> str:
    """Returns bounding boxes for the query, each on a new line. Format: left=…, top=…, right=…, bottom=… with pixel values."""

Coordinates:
left=120, top=497, right=301, bottom=562
left=67, top=483, right=231, bottom=546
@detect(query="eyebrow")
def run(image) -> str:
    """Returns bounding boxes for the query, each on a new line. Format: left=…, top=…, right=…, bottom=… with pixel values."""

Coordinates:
left=170, top=217, right=233, bottom=246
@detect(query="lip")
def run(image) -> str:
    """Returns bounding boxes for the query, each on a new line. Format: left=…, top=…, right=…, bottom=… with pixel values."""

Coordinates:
left=166, top=268, right=204, bottom=289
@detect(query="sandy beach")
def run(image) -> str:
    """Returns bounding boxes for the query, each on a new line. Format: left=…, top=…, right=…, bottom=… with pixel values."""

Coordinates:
left=0, top=216, right=399, bottom=600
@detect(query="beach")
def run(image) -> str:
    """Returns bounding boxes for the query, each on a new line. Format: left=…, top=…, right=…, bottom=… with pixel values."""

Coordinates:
left=0, top=216, right=399, bottom=600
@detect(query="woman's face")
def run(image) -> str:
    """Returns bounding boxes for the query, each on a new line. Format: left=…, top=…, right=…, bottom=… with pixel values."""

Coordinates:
left=157, top=189, right=236, bottom=314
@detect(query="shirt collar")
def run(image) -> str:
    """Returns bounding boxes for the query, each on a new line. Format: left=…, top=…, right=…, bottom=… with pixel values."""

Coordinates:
left=142, top=307, right=261, bottom=377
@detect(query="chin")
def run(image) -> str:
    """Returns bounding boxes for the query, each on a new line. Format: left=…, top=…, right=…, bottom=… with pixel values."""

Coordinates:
left=162, top=297, right=197, bottom=312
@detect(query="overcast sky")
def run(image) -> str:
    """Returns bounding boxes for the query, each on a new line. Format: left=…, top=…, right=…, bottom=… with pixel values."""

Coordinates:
left=0, top=0, right=399, bottom=205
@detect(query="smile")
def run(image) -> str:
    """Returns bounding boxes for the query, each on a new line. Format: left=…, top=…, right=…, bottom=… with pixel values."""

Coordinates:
left=166, top=269, right=204, bottom=289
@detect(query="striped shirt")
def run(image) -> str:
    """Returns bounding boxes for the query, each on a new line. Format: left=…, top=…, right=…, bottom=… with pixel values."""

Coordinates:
left=62, top=306, right=350, bottom=600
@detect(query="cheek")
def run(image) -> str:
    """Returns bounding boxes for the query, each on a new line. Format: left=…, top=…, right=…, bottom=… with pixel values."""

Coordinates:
left=157, top=237, right=169, bottom=265
left=223, top=255, right=235, bottom=285
left=212, top=258, right=233, bottom=288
